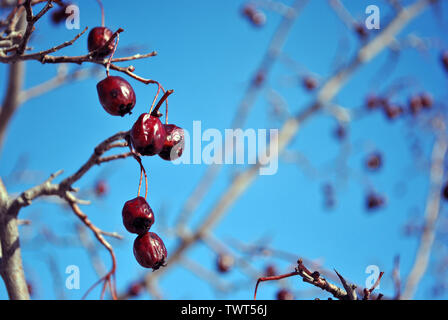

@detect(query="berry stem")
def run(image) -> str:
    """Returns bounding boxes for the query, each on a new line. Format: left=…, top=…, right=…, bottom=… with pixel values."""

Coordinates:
left=134, top=155, right=148, bottom=200
left=151, top=89, right=174, bottom=119
left=96, top=0, right=105, bottom=27
left=254, top=271, right=299, bottom=300
left=106, top=33, right=119, bottom=77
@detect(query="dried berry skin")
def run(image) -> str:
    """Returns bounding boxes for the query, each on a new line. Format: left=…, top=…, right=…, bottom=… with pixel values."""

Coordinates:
left=131, top=113, right=167, bottom=156
left=88, top=27, right=115, bottom=58
left=97, top=76, right=136, bottom=116
left=159, top=124, right=185, bottom=161
left=133, top=232, right=167, bottom=270
left=122, top=197, right=155, bottom=235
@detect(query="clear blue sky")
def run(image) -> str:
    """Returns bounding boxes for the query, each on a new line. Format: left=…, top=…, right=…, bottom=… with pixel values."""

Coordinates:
left=1, top=0, right=447, bottom=300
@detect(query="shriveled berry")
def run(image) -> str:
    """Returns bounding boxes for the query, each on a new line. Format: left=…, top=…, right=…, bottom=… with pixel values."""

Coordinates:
left=131, top=113, right=167, bottom=156
left=217, top=253, right=234, bottom=273
left=133, top=232, right=167, bottom=270
left=276, top=289, right=294, bottom=300
left=88, top=26, right=114, bottom=58
left=159, top=124, right=185, bottom=161
left=97, top=76, right=136, bottom=116
left=122, top=197, right=155, bottom=235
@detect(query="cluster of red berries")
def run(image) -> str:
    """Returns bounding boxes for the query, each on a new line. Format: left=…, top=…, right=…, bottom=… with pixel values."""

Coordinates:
left=122, top=197, right=167, bottom=270
left=241, top=4, right=266, bottom=27
left=365, top=91, right=433, bottom=121
left=82, top=10, right=186, bottom=271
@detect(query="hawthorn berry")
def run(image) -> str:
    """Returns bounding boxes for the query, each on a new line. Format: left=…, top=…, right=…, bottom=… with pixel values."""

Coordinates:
left=130, top=113, right=167, bottom=156
left=302, top=76, right=318, bottom=91
left=276, top=288, right=294, bottom=300
left=128, top=282, right=143, bottom=297
left=51, top=3, right=71, bottom=25
left=159, top=124, right=185, bottom=161
left=409, top=95, right=423, bottom=115
left=366, top=94, right=380, bottom=110
left=88, top=26, right=115, bottom=58
left=133, top=232, right=167, bottom=270
left=216, top=253, right=235, bottom=273
left=366, top=193, right=385, bottom=211
left=441, top=51, right=448, bottom=72
left=96, top=76, right=136, bottom=116
left=442, top=182, right=448, bottom=201
left=420, top=92, right=433, bottom=109
left=366, top=152, right=382, bottom=171
left=354, top=23, right=368, bottom=39
left=384, top=104, right=403, bottom=120
left=122, top=197, right=155, bottom=235
left=94, top=180, right=108, bottom=197
left=265, top=264, right=277, bottom=277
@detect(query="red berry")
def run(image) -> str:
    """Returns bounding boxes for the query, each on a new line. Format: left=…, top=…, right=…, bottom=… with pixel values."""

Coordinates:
left=384, top=104, right=403, bottom=120
left=128, top=282, right=143, bottom=297
left=122, top=197, right=155, bottom=235
left=366, top=94, right=380, bottom=109
left=217, top=253, right=234, bottom=273
left=334, top=125, right=347, bottom=141
left=441, top=51, right=448, bottom=72
left=420, top=92, right=433, bottom=109
left=366, top=152, right=382, bottom=171
left=159, top=124, right=185, bottom=161
left=442, top=183, right=448, bottom=200
left=133, top=232, right=167, bottom=270
left=265, top=264, right=277, bottom=277
left=409, top=95, right=423, bottom=115
left=94, top=180, right=108, bottom=197
left=354, top=23, right=368, bottom=39
left=97, top=76, right=136, bottom=116
left=130, top=113, right=167, bottom=156
left=88, top=27, right=114, bottom=58
left=51, top=3, right=71, bottom=25
left=366, top=193, right=385, bottom=210
left=303, top=76, right=318, bottom=91
left=276, top=289, right=294, bottom=300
